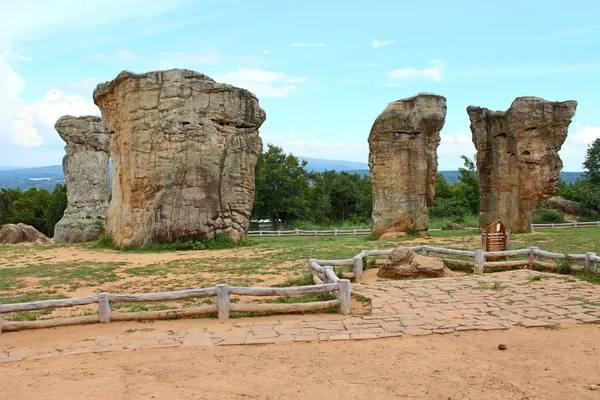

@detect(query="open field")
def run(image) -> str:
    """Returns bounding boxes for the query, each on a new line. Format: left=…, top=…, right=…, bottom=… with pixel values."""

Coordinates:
left=0, top=228, right=598, bottom=322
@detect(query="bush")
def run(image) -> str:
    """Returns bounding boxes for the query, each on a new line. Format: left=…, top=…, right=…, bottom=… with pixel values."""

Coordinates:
left=530, top=209, right=564, bottom=224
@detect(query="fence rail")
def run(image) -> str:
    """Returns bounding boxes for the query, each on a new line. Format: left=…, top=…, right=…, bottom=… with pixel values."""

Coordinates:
left=249, top=221, right=600, bottom=237
left=531, top=221, right=600, bottom=229
left=0, top=281, right=351, bottom=334
left=308, top=245, right=600, bottom=281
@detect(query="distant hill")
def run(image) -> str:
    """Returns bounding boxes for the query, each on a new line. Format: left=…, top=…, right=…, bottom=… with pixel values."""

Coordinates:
left=0, top=165, right=64, bottom=191
left=0, top=161, right=584, bottom=191
left=299, top=157, right=369, bottom=173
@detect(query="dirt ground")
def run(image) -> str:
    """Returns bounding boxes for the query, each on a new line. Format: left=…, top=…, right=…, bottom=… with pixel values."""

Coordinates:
left=2, top=324, right=599, bottom=400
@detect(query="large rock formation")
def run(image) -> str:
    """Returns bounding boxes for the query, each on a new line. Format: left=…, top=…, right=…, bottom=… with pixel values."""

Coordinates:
left=93, top=69, right=265, bottom=247
left=467, top=97, right=577, bottom=232
left=0, top=223, right=51, bottom=244
left=377, top=246, right=455, bottom=279
left=53, top=116, right=110, bottom=243
left=369, top=93, right=447, bottom=236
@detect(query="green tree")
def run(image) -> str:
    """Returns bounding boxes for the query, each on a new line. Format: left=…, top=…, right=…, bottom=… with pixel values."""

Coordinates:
left=45, top=184, right=68, bottom=236
left=583, top=137, right=600, bottom=184
left=453, top=155, right=480, bottom=215
left=253, top=145, right=309, bottom=229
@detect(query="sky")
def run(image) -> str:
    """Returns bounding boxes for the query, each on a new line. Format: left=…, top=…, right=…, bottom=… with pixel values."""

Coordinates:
left=1, top=0, right=599, bottom=171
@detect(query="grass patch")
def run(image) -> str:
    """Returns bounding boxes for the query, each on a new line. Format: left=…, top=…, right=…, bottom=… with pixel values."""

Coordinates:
left=92, top=234, right=255, bottom=253
left=527, top=275, right=543, bottom=283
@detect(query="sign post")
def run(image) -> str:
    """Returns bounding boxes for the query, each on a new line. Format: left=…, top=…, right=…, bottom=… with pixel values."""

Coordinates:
left=482, top=220, right=508, bottom=261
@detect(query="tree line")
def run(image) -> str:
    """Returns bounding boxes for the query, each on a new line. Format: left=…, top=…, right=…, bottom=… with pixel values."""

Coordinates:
left=1, top=139, right=598, bottom=236
left=0, top=185, right=67, bottom=237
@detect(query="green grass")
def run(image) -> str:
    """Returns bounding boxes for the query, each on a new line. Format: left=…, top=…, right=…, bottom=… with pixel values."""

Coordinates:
left=0, top=262, right=126, bottom=292
left=92, top=233, right=255, bottom=253
left=527, top=275, right=543, bottom=283
left=428, top=215, right=479, bottom=229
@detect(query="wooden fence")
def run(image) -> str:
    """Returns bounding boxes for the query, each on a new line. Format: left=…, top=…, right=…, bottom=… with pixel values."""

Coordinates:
left=248, top=228, right=372, bottom=237
left=248, top=221, right=600, bottom=238
left=0, top=281, right=351, bottom=334
left=309, top=245, right=600, bottom=281
left=531, top=221, right=600, bottom=229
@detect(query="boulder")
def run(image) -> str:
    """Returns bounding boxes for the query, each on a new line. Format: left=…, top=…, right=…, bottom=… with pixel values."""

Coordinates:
left=546, top=196, right=599, bottom=219
left=377, top=245, right=455, bottom=279
left=467, top=97, right=577, bottom=232
left=53, top=115, right=110, bottom=243
left=93, top=69, right=265, bottom=247
left=0, top=223, right=51, bottom=244
left=442, top=223, right=464, bottom=230
left=369, top=93, right=446, bottom=236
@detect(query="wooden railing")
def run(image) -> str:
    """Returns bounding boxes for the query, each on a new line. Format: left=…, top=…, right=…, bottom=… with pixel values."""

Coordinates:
left=248, top=228, right=372, bottom=237
left=531, top=221, right=600, bottom=229
left=309, top=246, right=600, bottom=280
left=0, top=281, right=351, bottom=334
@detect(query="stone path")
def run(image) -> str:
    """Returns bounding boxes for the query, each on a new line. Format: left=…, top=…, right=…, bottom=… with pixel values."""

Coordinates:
left=2, top=270, right=600, bottom=363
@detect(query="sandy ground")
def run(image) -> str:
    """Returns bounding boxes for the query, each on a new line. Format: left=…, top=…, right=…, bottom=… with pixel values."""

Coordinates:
left=2, top=324, right=599, bottom=399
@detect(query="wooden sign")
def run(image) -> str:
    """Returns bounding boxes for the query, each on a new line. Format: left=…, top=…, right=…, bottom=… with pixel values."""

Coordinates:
left=485, top=220, right=507, bottom=251
left=483, top=220, right=507, bottom=260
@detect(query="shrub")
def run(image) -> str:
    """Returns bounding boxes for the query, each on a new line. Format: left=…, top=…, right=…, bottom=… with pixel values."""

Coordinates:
left=530, top=209, right=564, bottom=224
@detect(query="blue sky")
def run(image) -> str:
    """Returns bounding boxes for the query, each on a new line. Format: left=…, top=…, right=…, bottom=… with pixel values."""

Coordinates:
left=1, top=0, right=599, bottom=170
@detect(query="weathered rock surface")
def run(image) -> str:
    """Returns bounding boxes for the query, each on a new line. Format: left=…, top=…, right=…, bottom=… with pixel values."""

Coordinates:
left=53, top=115, right=110, bottom=243
left=377, top=246, right=454, bottom=279
left=545, top=196, right=599, bottom=219
left=369, top=93, right=446, bottom=236
left=467, top=97, right=577, bottom=232
left=0, top=223, right=51, bottom=244
left=93, top=69, right=265, bottom=247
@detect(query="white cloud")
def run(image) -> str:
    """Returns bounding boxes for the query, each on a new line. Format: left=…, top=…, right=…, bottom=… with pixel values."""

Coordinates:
left=87, top=48, right=222, bottom=67
left=453, top=63, right=600, bottom=78
left=213, top=68, right=308, bottom=98
left=0, top=52, right=99, bottom=152
left=561, top=122, right=600, bottom=170
left=384, top=83, right=408, bottom=87
left=291, top=43, right=342, bottom=47
left=9, top=53, right=31, bottom=62
left=263, top=133, right=368, bottom=162
left=365, top=63, right=379, bottom=68
left=545, top=24, right=600, bottom=39
left=0, top=0, right=190, bottom=46
left=387, top=59, right=447, bottom=82
left=439, top=131, right=474, bottom=155
left=344, top=80, right=352, bottom=84
left=569, top=122, right=600, bottom=145
left=371, top=39, right=395, bottom=48
left=262, top=50, right=272, bottom=54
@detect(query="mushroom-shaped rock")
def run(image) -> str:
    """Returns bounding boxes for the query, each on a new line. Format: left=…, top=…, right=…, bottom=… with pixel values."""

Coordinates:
left=467, top=97, right=577, bottom=232
left=369, top=93, right=447, bottom=236
left=53, top=115, right=110, bottom=243
left=93, top=69, right=266, bottom=247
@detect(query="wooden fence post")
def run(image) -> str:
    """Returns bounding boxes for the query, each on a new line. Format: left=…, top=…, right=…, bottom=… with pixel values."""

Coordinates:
left=353, top=229, right=357, bottom=235
left=353, top=255, right=363, bottom=280
left=296, top=228, right=299, bottom=236
left=322, top=266, right=333, bottom=284
left=585, top=252, right=598, bottom=273
left=337, top=279, right=351, bottom=315
left=474, top=250, right=485, bottom=274
left=314, top=230, right=317, bottom=237
left=259, top=231, right=263, bottom=237
left=277, top=230, right=281, bottom=237
left=334, top=229, right=338, bottom=237
left=422, top=247, right=429, bottom=257
left=528, top=246, right=538, bottom=269
left=98, top=292, right=111, bottom=323
left=574, top=221, right=578, bottom=228
left=216, top=284, right=230, bottom=320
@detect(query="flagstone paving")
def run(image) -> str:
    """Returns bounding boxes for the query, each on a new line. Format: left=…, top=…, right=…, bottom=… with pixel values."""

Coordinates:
left=2, top=269, right=599, bottom=363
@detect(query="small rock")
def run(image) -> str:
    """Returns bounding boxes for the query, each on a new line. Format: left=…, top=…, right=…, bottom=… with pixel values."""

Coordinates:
left=590, top=384, right=597, bottom=391
left=498, top=344, right=507, bottom=350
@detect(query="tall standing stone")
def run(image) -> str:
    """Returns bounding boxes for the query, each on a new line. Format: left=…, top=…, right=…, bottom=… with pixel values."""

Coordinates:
left=53, top=115, right=110, bottom=243
left=93, top=69, right=265, bottom=247
left=369, top=93, right=447, bottom=236
left=467, top=97, right=577, bottom=232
